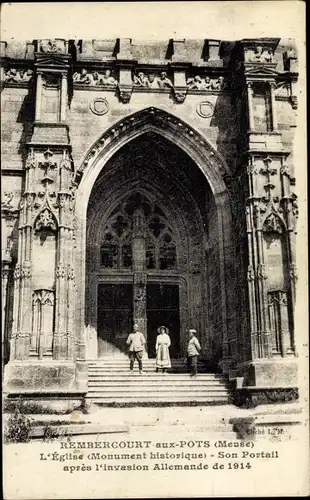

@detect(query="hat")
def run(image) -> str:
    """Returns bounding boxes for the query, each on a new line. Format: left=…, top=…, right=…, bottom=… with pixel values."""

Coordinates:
left=189, top=329, right=197, bottom=334
left=157, top=325, right=169, bottom=334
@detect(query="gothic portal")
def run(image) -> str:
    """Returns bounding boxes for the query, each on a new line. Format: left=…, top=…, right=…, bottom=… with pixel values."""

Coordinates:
left=85, top=133, right=228, bottom=361
left=1, top=37, right=299, bottom=405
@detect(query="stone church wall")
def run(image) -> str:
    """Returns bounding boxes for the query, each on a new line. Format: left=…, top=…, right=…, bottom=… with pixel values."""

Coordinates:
left=1, top=37, right=300, bottom=404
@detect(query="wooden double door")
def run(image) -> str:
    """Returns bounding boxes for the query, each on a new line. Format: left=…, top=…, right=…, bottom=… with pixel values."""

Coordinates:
left=97, top=283, right=180, bottom=358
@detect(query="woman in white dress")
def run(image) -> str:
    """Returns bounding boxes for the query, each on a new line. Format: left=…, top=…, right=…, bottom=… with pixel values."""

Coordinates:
left=155, top=326, right=171, bottom=373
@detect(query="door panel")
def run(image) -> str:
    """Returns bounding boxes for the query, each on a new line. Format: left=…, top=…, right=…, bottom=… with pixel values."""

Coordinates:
left=97, top=284, right=133, bottom=357
left=146, top=284, right=180, bottom=358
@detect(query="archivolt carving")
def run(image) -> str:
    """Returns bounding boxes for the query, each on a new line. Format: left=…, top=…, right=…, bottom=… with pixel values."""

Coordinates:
left=74, top=107, right=230, bottom=184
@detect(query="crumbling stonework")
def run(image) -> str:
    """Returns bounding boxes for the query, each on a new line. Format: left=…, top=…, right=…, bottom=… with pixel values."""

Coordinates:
left=1, top=37, right=299, bottom=402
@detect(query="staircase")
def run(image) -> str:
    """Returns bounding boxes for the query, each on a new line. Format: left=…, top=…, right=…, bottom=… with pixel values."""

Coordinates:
left=86, top=359, right=231, bottom=406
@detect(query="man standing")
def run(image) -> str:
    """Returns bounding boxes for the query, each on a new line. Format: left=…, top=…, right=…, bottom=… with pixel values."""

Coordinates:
left=126, top=323, right=146, bottom=374
left=187, top=329, right=201, bottom=377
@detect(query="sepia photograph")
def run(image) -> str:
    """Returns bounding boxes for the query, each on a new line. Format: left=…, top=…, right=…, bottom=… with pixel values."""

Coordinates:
left=1, top=2, right=308, bottom=498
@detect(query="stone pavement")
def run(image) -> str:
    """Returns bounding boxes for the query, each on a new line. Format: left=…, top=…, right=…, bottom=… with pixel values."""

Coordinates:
left=10, top=401, right=305, bottom=437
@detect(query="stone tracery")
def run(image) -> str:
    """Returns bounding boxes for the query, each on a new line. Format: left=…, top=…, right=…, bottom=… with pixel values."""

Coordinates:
left=99, top=194, right=178, bottom=272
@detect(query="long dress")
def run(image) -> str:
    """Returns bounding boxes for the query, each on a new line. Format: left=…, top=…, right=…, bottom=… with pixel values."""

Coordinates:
left=155, top=333, right=171, bottom=368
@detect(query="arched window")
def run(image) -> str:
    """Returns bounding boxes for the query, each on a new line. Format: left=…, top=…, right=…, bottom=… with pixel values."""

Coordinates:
left=100, top=232, right=118, bottom=268
left=159, top=232, right=177, bottom=270
left=146, top=237, right=156, bottom=269
left=121, top=232, right=132, bottom=268
left=99, top=195, right=177, bottom=271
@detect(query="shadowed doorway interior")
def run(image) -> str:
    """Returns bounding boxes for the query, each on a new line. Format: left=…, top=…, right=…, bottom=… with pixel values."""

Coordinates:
left=146, top=284, right=180, bottom=358
left=97, top=284, right=133, bottom=357
left=86, top=131, right=222, bottom=363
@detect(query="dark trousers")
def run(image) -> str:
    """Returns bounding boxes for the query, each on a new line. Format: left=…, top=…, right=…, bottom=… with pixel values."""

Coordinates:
left=129, top=351, right=143, bottom=371
left=187, top=355, right=198, bottom=376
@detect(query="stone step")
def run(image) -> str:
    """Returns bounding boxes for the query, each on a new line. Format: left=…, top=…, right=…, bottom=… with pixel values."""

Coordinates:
left=87, top=387, right=229, bottom=395
left=88, top=360, right=205, bottom=366
left=88, top=374, right=224, bottom=380
left=88, top=380, right=226, bottom=387
left=88, top=361, right=206, bottom=366
left=88, top=365, right=215, bottom=375
left=87, top=363, right=229, bottom=406
left=86, top=396, right=229, bottom=404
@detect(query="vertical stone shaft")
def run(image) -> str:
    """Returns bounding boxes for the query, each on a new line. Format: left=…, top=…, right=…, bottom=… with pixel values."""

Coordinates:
left=247, top=82, right=254, bottom=131
left=60, top=73, right=68, bottom=121
left=54, top=223, right=68, bottom=360
left=270, top=82, right=278, bottom=131
left=246, top=208, right=257, bottom=357
left=35, top=72, right=42, bottom=121
left=2, top=265, right=10, bottom=363
left=14, top=189, right=35, bottom=360
left=132, top=208, right=147, bottom=347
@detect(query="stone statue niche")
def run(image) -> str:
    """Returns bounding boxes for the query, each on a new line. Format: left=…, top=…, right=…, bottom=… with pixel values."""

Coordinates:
left=30, top=211, right=58, bottom=358
left=263, top=213, right=294, bottom=356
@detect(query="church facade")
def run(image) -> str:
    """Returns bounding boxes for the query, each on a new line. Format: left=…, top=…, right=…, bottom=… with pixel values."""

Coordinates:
left=1, top=37, right=299, bottom=405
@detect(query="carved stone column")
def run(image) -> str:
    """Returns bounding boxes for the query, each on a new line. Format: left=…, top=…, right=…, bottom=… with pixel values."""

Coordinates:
left=54, top=152, right=74, bottom=360
left=67, top=264, right=75, bottom=360
left=2, top=263, right=11, bottom=365
left=132, top=208, right=148, bottom=349
left=247, top=82, right=254, bottom=131
left=35, top=71, right=43, bottom=121
left=270, top=81, right=278, bottom=131
left=60, top=73, right=68, bottom=121
left=13, top=189, right=36, bottom=360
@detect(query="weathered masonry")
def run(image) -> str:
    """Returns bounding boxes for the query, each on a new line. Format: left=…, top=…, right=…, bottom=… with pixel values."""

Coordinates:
left=1, top=38, right=299, bottom=405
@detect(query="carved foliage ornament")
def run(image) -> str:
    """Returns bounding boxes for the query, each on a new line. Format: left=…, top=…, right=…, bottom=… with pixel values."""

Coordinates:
left=26, top=149, right=36, bottom=170
left=34, top=208, right=57, bottom=232
left=257, top=263, right=268, bottom=280
left=14, top=264, right=31, bottom=280
left=118, top=91, right=131, bottom=104
left=56, top=264, right=67, bottom=279
left=1, top=192, right=14, bottom=209
left=247, top=266, right=255, bottom=282
left=33, top=289, right=55, bottom=306
left=174, top=91, right=187, bottom=103
left=268, top=290, right=287, bottom=306
left=263, top=213, right=283, bottom=234
left=290, top=264, right=298, bottom=282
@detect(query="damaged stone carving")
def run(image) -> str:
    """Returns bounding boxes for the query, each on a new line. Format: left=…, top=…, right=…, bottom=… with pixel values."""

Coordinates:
left=73, top=69, right=118, bottom=86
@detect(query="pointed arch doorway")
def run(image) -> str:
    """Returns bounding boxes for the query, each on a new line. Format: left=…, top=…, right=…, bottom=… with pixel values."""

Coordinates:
left=74, top=108, right=235, bottom=368
left=88, top=188, right=184, bottom=358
